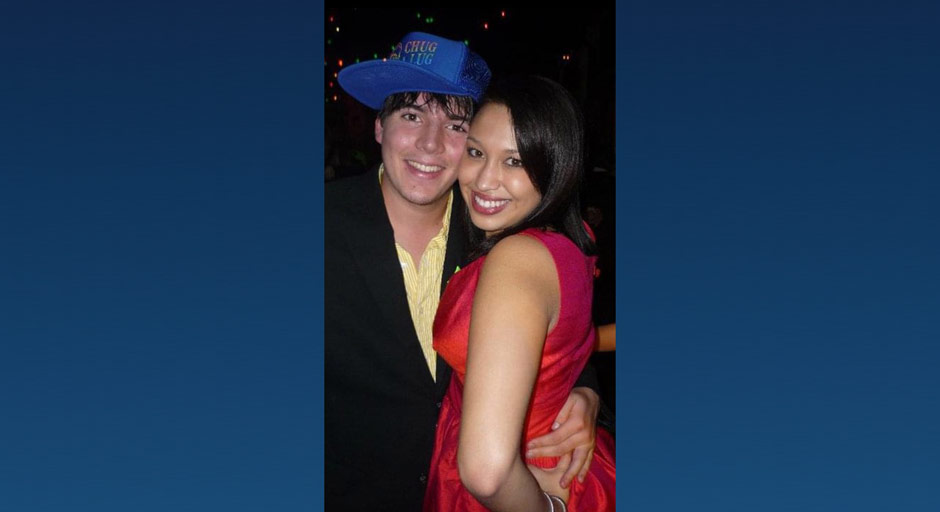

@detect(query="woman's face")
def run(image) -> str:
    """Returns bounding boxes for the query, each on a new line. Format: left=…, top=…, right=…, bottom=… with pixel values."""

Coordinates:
left=458, top=103, right=541, bottom=237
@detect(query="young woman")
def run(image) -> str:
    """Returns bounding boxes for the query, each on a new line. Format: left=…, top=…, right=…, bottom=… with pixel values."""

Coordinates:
left=424, top=76, right=616, bottom=512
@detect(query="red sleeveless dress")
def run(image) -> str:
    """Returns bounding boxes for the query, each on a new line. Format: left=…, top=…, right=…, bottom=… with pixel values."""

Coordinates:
left=423, top=229, right=616, bottom=511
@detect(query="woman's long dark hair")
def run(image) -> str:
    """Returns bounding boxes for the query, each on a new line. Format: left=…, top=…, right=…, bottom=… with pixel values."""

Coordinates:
left=466, top=75, right=596, bottom=259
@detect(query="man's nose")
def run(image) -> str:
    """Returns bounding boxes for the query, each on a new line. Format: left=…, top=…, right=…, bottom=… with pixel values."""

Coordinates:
left=417, top=125, right=444, bottom=153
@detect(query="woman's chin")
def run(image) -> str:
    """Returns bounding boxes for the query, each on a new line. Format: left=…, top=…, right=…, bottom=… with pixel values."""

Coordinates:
left=470, top=218, right=507, bottom=238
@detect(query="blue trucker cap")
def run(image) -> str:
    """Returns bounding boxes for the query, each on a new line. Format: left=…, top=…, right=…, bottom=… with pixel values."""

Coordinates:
left=338, top=31, right=491, bottom=110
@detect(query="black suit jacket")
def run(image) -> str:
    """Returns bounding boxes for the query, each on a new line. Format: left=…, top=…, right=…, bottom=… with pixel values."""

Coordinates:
left=325, top=171, right=467, bottom=511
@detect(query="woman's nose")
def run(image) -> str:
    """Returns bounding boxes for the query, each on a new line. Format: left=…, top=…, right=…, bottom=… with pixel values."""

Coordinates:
left=475, top=161, right=500, bottom=191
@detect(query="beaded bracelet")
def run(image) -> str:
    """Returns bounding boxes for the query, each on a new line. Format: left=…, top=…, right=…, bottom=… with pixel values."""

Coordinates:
left=543, top=491, right=568, bottom=512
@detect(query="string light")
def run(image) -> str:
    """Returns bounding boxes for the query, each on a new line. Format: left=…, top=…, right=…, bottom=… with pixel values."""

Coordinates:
left=338, top=59, right=344, bottom=67
left=501, top=10, right=506, bottom=18
left=333, top=95, right=338, bottom=101
left=335, top=26, right=340, bottom=32
left=483, top=22, right=489, bottom=30
left=329, top=15, right=334, bottom=22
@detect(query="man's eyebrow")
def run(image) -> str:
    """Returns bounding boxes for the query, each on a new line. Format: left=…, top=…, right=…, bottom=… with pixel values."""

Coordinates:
left=402, top=101, right=467, bottom=122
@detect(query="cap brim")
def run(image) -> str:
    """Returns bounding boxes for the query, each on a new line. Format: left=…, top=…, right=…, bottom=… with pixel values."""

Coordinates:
left=338, top=60, right=476, bottom=110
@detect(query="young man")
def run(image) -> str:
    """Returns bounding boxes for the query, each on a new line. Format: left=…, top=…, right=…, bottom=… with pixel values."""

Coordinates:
left=325, top=32, right=599, bottom=511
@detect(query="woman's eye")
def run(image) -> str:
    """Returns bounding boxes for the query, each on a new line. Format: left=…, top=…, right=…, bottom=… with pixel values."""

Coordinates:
left=507, top=158, right=524, bottom=167
left=467, top=147, right=482, bottom=158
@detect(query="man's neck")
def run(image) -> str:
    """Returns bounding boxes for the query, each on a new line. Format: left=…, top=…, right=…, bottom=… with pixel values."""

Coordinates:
left=382, top=182, right=450, bottom=265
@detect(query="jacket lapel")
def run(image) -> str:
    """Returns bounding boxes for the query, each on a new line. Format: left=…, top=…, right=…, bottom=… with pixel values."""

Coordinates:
left=441, top=190, right=466, bottom=292
left=342, top=172, right=465, bottom=395
left=337, top=173, right=468, bottom=394
left=435, top=187, right=467, bottom=390
left=336, top=173, right=434, bottom=389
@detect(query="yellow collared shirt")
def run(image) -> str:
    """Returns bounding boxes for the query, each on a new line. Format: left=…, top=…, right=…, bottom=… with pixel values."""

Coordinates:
left=380, top=165, right=452, bottom=381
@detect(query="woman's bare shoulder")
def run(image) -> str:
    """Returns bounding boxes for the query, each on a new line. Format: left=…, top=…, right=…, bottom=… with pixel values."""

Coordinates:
left=486, top=232, right=554, bottom=268
left=480, top=233, right=558, bottom=297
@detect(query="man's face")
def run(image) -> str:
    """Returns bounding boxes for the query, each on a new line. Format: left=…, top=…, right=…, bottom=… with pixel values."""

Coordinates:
left=375, top=94, right=469, bottom=210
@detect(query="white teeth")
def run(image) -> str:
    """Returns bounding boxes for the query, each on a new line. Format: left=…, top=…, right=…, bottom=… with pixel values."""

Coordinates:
left=474, top=195, right=509, bottom=209
left=409, top=161, right=443, bottom=173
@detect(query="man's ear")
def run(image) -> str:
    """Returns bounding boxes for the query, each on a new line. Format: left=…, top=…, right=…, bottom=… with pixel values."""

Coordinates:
left=374, top=117, right=383, bottom=144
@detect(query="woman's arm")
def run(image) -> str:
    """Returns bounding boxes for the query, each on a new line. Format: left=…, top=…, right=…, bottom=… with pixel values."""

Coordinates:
left=457, top=235, right=561, bottom=512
